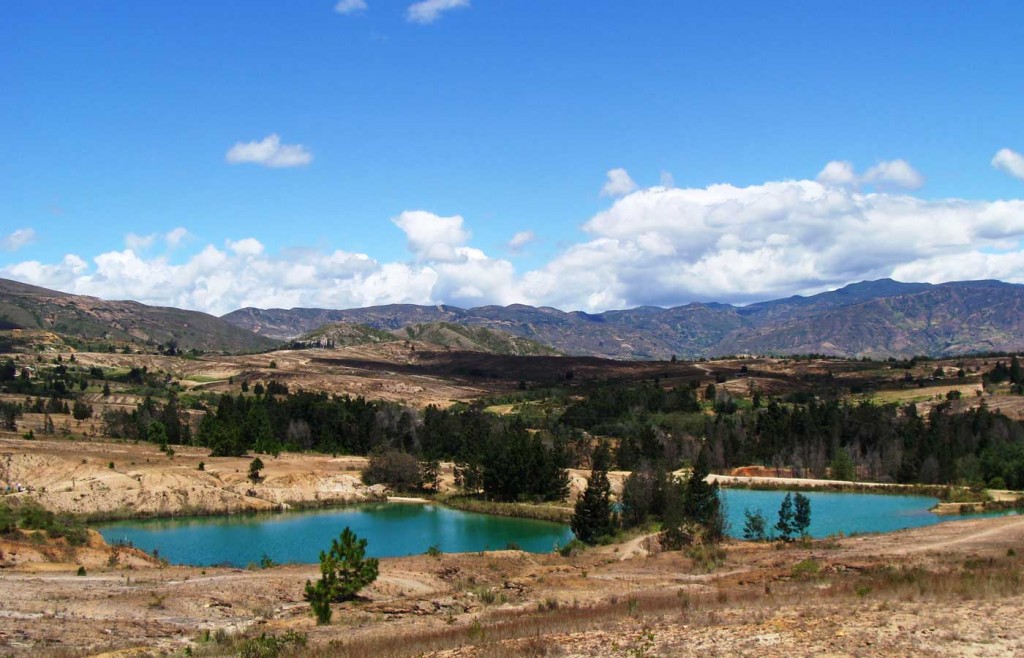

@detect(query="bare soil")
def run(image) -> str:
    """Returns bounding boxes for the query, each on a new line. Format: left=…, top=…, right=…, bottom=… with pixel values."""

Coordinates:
left=0, top=437, right=1022, bottom=656
left=0, top=436, right=383, bottom=519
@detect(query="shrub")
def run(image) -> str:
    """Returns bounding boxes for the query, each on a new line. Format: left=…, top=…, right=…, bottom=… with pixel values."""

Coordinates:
left=742, top=508, right=767, bottom=541
left=248, top=457, right=265, bottom=484
left=237, top=631, right=307, bottom=658
left=361, top=450, right=422, bottom=491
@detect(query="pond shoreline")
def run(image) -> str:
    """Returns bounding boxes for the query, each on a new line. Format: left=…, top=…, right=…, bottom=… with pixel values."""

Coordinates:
left=711, top=473, right=972, bottom=499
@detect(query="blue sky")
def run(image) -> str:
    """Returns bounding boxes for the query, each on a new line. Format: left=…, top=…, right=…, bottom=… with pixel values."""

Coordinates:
left=2, top=1, right=1024, bottom=315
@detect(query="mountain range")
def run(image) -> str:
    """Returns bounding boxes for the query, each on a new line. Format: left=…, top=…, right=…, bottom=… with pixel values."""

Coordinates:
left=4, top=276, right=1024, bottom=359
left=223, top=279, right=1024, bottom=359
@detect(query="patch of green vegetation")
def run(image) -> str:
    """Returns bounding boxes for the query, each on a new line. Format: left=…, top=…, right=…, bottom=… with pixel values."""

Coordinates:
left=792, top=558, right=822, bottom=579
left=0, top=500, right=88, bottom=546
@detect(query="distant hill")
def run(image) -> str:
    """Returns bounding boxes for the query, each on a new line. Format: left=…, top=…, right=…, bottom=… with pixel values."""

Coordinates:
left=0, top=278, right=278, bottom=353
left=292, top=322, right=399, bottom=348
left=394, top=322, right=562, bottom=356
left=222, top=279, right=1024, bottom=359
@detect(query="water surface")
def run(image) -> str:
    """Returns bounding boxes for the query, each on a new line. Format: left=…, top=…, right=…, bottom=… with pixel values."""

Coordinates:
left=97, top=490, right=1011, bottom=567
left=98, top=503, right=573, bottom=567
left=721, top=489, right=947, bottom=538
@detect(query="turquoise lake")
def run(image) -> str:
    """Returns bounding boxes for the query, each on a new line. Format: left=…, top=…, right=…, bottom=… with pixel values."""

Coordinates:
left=97, top=490, right=1010, bottom=567
left=98, top=503, right=574, bottom=567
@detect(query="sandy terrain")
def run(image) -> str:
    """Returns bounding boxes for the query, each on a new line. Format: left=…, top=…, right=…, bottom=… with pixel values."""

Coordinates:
left=0, top=436, right=384, bottom=518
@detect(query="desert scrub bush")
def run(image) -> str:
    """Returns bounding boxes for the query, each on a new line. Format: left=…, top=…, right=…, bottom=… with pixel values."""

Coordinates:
left=473, top=586, right=501, bottom=606
left=3, top=500, right=88, bottom=545
left=686, top=544, right=726, bottom=572
left=236, top=631, right=307, bottom=658
left=791, top=558, right=821, bottom=579
left=557, top=538, right=586, bottom=557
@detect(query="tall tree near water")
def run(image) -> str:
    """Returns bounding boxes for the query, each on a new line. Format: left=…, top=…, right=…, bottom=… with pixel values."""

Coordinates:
left=685, top=446, right=724, bottom=540
left=571, top=442, right=616, bottom=544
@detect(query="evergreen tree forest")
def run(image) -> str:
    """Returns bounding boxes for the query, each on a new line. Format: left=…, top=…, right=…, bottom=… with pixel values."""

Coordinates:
left=6, top=348, right=1022, bottom=499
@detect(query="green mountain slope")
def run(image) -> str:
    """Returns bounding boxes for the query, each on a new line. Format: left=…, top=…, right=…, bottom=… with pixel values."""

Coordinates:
left=0, top=278, right=278, bottom=353
left=396, top=322, right=562, bottom=356
left=293, top=322, right=399, bottom=348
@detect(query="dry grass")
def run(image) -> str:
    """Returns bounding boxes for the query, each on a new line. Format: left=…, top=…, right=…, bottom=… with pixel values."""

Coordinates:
left=284, top=552, right=1024, bottom=658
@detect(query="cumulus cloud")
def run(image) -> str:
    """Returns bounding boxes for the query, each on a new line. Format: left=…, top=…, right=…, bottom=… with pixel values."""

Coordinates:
left=863, top=159, right=925, bottom=190
left=392, top=210, right=470, bottom=262
left=6, top=161, right=1024, bottom=314
left=816, top=160, right=858, bottom=187
left=1, top=228, right=37, bottom=252
left=817, top=159, right=924, bottom=190
left=659, top=171, right=675, bottom=189
left=600, top=168, right=638, bottom=197
left=225, top=134, right=313, bottom=168
left=407, top=0, right=469, bottom=23
left=993, top=148, right=1024, bottom=181
left=227, top=237, right=265, bottom=257
left=506, top=230, right=536, bottom=252
left=335, top=0, right=367, bottom=14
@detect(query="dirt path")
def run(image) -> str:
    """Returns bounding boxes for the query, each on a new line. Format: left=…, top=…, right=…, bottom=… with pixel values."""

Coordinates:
left=838, top=514, right=1024, bottom=558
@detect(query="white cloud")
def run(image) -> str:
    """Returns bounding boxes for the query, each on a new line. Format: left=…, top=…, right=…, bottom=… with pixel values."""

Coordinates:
left=391, top=210, right=470, bottom=262
left=817, top=160, right=858, bottom=187
left=6, top=160, right=1024, bottom=315
left=227, top=238, right=265, bottom=257
left=407, top=0, right=469, bottom=24
left=125, top=233, right=156, bottom=251
left=1, top=228, right=37, bottom=252
left=225, top=134, right=313, bottom=168
left=863, top=159, right=925, bottom=190
left=993, top=148, right=1024, bottom=181
left=659, top=171, right=675, bottom=189
left=507, top=230, right=536, bottom=252
left=335, top=0, right=367, bottom=15
left=125, top=228, right=191, bottom=252
left=818, top=159, right=924, bottom=190
left=165, top=227, right=190, bottom=248
left=600, top=168, right=638, bottom=197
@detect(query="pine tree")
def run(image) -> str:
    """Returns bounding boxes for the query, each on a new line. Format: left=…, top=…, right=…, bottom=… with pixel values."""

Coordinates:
left=571, top=442, right=615, bottom=544
left=685, top=447, right=723, bottom=540
left=775, top=492, right=795, bottom=541
left=742, top=508, right=767, bottom=541
left=248, top=457, right=265, bottom=484
left=304, top=528, right=380, bottom=625
left=793, top=493, right=812, bottom=538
